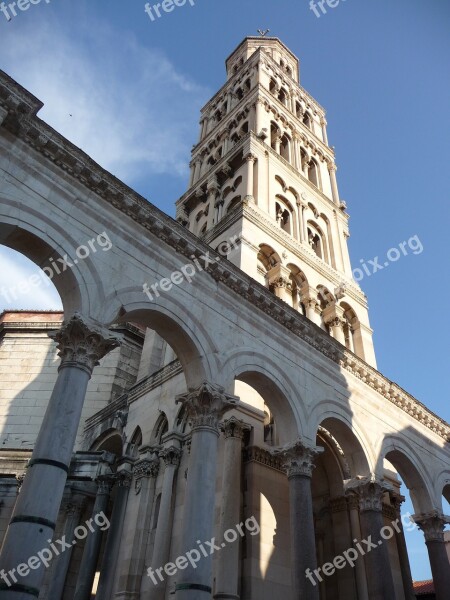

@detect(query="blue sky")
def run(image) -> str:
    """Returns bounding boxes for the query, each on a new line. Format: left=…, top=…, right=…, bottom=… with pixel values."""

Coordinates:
left=0, top=0, right=449, bottom=582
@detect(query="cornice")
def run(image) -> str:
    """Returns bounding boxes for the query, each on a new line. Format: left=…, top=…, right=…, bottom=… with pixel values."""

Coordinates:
left=1, top=71, right=448, bottom=443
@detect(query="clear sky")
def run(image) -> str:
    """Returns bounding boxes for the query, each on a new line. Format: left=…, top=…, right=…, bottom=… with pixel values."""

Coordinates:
left=0, top=0, right=449, bottom=583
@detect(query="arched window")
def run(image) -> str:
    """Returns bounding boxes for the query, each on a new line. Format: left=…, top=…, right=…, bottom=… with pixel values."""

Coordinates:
left=340, top=302, right=363, bottom=357
left=288, top=264, right=308, bottom=313
left=307, top=225, right=323, bottom=259
left=270, top=122, right=281, bottom=151
left=308, top=159, right=321, bottom=189
left=278, top=87, right=288, bottom=106
left=257, top=244, right=281, bottom=285
left=280, top=134, right=291, bottom=162
left=303, top=111, right=312, bottom=129
left=269, top=79, right=278, bottom=95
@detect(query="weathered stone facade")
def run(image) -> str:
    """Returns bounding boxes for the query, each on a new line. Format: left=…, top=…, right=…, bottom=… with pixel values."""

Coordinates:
left=0, top=36, right=449, bottom=600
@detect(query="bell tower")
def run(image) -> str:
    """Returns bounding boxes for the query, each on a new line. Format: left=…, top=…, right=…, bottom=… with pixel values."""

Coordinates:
left=176, top=36, right=376, bottom=367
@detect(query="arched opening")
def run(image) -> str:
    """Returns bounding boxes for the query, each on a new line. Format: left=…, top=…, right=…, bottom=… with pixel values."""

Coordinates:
left=278, top=87, right=288, bottom=107
left=270, top=122, right=281, bottom=152
left=340, top=301, right=364, bottom=357
left=257, top=244, right=281, bottom=287
left=287, top=264, right=308, bottom=314
left=280, top=133, right=291, bottom=162
left=275, top=196, right=293, bottom=235
left=303, top=111, right=312, bottom=129
left=91, top=428, right=124, bottom=458
left=308, top=159, right=321, bottom=189
left=307, top=221, right=327, bottom=261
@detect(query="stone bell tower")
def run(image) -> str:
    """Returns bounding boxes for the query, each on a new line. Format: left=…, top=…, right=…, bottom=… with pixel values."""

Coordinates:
left=176, top=36, right=377, bottom=367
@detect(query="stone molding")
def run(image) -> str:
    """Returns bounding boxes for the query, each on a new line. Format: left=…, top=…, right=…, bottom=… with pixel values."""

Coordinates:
left=49, top=313, right=122, bottom=375
left=1, top=74, right=449, bottom=442
left=176, top=382, right=239, bottom=433
left=413, top=511, right=450, bottom=543
left=243, top=446, right=284, bottom=472
left=220, top=416, right=251, bottom=440
left=272, top=439, right=324, bottom=479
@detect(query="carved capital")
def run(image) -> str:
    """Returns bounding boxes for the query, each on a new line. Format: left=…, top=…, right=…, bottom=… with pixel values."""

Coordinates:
left=133, top=448, right=160, bottom=481
left=245, top=153, right=257, bottom=163
left=345, top=476, right=393, bottom=513
left=220, top=416, right=251, bottom=440
left=328, top=162, right=337, bottom=173
left=96, top=475, right=114, bottom=496
left=176, top=382, right=239, bottom=433
left=159, top=446, right=182, bottom=467
left=414, top=511, right=450, bottom=543
left=49, top=313, right=121, bottom=375
left=272, top=439, right=324, bottom=479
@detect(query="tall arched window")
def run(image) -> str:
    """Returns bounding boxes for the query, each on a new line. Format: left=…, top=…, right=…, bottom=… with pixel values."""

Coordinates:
left=275, top=197, right=294, bottom=235
left=308, top=159, right=320, bottom=189
left=303, top=111, right=312, bottom=129
left=280, top=134, right=291, bottom=162
left=341, top=302, right=363, bottom=357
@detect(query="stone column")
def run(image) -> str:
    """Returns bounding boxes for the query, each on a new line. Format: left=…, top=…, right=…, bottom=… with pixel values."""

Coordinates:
left=273, top=439, right=323, bottom=600
left=73, top=476, right=114, bottom=600
left=244, top=153, right=256, bottom=202
left=214, top=417, right=250, bottom=600
left=95, top=466, right=133, bottom=600
left=274, top=136, right=281, bottom=154
left=323, top=304, right=346, bottom=345
left=346, top=477, right=396, bottom=600
left=118, top=448, right=160, bottom=598
left=150, top=445, right=182, bottom=600
left=321, top=118, right=329, bottom=145
left=391, top=494, right=415, bottom=600
left=414, top=511, right=450, bottom=600
left=266, top=264, right=292, bottom=305
left=301, top=285, right=322, bottom=327
left=207, top=179, right=219, bottom=229
left=347, top=494, right=369, bottom=600
left=0, top=314, right=120, bottom=600
left=328, top=163, right=340, bottom=205
left=45, top=493, right=85, bottom=600
left=175, top=382, right=238, bottom=600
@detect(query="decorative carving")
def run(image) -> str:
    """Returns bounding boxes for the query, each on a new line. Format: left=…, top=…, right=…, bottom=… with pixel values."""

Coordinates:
left=176, top=382, right=239, bottom=433
left=413, top=511, right=450, bottom=543
left=345, top=475, right=393, bottom=513
left=220, top=416, right=251, bottom=440
left=159, top=446, right=182, bottom=467
left=272, top=439, right=324, bottom=479
left=244, top=446, right=284, bottom=472
left=49, top=313, right=121, bottom=375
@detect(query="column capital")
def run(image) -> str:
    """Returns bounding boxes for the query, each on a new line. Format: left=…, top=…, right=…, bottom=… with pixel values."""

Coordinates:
left=345, top=475, right=393, bottom=512
left=49, top=313, right=122, bottom=375
left=272, top=439, right=324, bottom=479
left=220, top=416, right=251, bottom=440
left=176, top=382, right=239, bottom=434
left=244, top=152, right=257, bottom=163
left=328, top=162, right=337, bottom=173
left=159, top=445, right=182, bottom=467
left=413, top=511, right=450, bottom=542
left=96, top=474, right=115, bottom=496
left=133, top=447, right=160, bottom=480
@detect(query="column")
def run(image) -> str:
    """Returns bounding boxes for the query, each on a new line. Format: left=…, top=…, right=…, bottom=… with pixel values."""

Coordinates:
left=214, top=417, right=250, bottom=600
left=323, top=304, right=346, bottom=345
left=273, top=439, right=323, bottom=600
left=346, top=477, right=396, bottom=600
left=414, top=511, right=450, bottom=600
left=274, top=136, right=281, bottom=154
left=95, top=467, right=133, bottom=600
left=320, top=118, right=329, bottom=145
left=45, top=493, right=85, bottom=600
left=266, top=264, right=292, bottom=305
left=0, top=314, right=120, bottom=600
left=118, top=448, right=160, bottom=597
left=300, top=285, right=322, bottom=327
left=391, top=495, right=415, bottom=600
left=175, top=382, right=238, bottom=600
left=73, top=476, right=113, bottom=600
left=347, top=494, right=369, bottom=600
left=149, top=445, right=182, bottom=600
left=207, top=179, right=219, bottom=229
left=296, top=201, right=303, bottom=242
left=244, top=153, right=256, bottom=202
left=328, top=163, right=340, bottom=205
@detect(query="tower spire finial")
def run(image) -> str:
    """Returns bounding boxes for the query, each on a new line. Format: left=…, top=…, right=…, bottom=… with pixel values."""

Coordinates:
left=257, top=29, right=270, bottom=37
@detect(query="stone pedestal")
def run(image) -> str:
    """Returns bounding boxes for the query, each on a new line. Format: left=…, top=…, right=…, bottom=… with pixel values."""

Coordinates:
left=273, top=439, right=323, bottom=600
left=0, top=314, right=120, bottom=600
left=174, top=382, right=238, bottom=600
left=214, top=417, right=250, bottom=599
left=414, top=511, right=450, bottom=600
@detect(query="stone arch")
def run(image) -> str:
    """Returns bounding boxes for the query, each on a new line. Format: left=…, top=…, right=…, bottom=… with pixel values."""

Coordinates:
left=0, top=198, right=104, bottom=316
left=150, top=412, right=169, bottom=444
left=436, top=471, right=450, bottom=508
left=378, top=436, right=435, bottom=513
left=103, top=294, right=216, bottom=389
left=220, top=348, right=306, bottom=443
left=309, top=404, right=374, bottom=475
left=90, top=428, right=123, bottom=458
